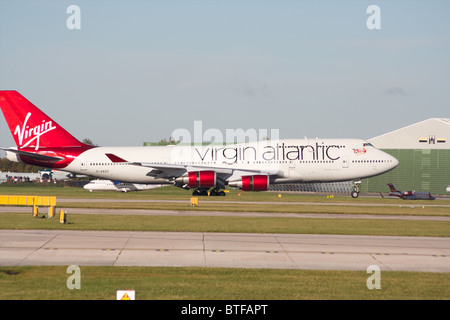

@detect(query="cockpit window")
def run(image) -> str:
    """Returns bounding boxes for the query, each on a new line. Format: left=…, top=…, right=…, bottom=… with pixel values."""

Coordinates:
left=363, top=142, right=374, bottom=147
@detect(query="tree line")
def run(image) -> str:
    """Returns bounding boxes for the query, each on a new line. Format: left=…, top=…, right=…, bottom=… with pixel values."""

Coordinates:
left=0, top=158, right=44, bottom=173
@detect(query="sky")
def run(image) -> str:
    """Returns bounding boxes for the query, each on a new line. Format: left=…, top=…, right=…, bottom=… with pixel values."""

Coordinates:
left=0, top=0, right=449, bottom=154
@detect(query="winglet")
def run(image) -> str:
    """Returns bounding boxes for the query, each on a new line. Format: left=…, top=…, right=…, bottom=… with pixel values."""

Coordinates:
left=105, top=153, right=128, bottom=163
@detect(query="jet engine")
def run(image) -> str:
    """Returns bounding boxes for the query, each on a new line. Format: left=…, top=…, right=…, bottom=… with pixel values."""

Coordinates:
left=176, top=171, right=217, bottom=189
left=228, top=175, right=269, bottom=191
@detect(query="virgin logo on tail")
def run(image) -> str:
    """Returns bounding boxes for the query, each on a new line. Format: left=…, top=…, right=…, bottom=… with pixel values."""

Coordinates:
left=14, top=112, right=57, bottom=150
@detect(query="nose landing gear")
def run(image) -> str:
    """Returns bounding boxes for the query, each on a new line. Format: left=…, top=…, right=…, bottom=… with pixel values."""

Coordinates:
left=351, top=180, right=361, bottom=198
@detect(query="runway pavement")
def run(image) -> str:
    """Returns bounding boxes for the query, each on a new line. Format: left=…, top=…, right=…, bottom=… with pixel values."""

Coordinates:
left=1, top=229, right=449, bottom=272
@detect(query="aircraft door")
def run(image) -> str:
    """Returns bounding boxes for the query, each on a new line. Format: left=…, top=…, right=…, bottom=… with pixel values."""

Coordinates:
left=342, top=156, right=349, bottom=168
left=288, top=161, right=297, bottom=178
left=80, top=161, right=88, bottom=171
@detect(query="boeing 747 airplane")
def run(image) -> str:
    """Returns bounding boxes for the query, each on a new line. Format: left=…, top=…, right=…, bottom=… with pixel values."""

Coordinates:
left=0, top=91, right=399, bottom=198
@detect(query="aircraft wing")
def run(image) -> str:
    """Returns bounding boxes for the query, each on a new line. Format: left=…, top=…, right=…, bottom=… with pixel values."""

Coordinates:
left=131, top=161, right=280, bottom=179
left=105, top=153, right=281, bottom=180
left=132, top=162, right=189, bottom=179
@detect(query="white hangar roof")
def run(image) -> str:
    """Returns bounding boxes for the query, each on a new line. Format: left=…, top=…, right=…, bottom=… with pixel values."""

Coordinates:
left=368, top=118, right=450, bottom=149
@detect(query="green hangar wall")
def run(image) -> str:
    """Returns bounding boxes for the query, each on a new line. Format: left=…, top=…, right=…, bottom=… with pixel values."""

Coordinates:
left=360, top=149, right=450, bottom=195
left=361, top=118, right=450, bottom=195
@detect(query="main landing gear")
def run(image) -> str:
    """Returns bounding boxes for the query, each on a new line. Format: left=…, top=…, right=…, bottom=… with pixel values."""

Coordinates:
left=351, top=180, right=361, bottom=198
left=192, top=188, right=226, bottom=196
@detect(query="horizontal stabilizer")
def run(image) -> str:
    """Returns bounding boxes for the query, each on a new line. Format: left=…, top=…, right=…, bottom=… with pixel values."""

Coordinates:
left=1, top=147, right=64, bottom=161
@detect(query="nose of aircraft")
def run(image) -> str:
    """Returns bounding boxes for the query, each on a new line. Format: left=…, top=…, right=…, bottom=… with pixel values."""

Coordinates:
left=389, top=154, right=399, bottom=170
left=377, top=148, right=399, bottom=172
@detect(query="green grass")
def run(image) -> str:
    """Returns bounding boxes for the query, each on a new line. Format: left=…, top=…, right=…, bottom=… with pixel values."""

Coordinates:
left=0, top=266, right=448, bottom=300
left=1, top=212, right=449, bottom=237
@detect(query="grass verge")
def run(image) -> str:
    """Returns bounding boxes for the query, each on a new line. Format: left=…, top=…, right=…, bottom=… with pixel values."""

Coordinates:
left=1, top=212, right=449, bottom=236
left=0, top=266, right=448, bottom=300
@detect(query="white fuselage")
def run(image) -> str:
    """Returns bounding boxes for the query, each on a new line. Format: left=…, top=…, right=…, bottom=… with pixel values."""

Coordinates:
left=64, top=139, right=398, bottom=185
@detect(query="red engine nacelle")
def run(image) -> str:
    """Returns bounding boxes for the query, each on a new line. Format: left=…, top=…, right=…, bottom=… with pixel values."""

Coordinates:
left=177, top=171, right=217, bottom=189
left=228, top=175, right=269, bottom=191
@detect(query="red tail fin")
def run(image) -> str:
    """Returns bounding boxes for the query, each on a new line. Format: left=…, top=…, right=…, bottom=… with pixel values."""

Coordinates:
left=0, top=91, right=86, bottom=149
left=387, top=183, right=396, bottom=192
